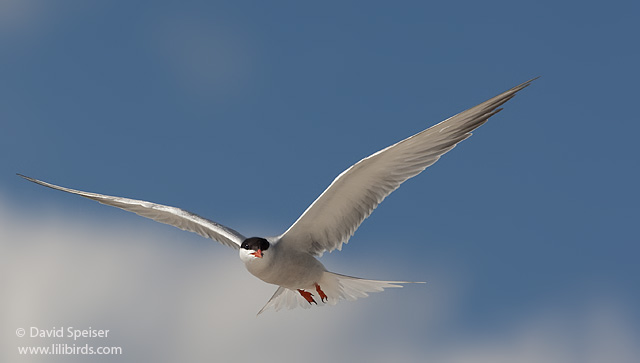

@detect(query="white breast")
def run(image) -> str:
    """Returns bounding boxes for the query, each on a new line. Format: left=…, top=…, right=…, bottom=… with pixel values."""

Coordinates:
left=241, top=243, right=326, bottom=290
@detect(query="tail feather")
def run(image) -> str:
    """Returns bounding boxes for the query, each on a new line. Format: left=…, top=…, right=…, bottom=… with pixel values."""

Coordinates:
left=257, top=272, right=424, bottom=315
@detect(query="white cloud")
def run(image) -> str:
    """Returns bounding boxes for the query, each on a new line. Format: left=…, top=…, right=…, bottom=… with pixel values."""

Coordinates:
left=0, top=195, right=438, bottom=362
left=1, top=194, right=638, bottom=363
left=429, top=302, right=639, bottom=363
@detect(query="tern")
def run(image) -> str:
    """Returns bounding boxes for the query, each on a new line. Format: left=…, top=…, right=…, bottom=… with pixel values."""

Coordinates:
left=19, top=78, right=535, bottom=314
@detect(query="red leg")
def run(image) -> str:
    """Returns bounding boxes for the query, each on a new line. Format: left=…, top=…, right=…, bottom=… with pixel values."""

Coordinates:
left=297, top=289, right=317, bottom=305
left=315, top=283, right=328, bottom=303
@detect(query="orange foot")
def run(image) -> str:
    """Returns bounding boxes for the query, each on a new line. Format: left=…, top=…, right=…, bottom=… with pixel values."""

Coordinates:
left=315, top=283, right=328, bottom=303
left=297, top=289, right=317, bottom=305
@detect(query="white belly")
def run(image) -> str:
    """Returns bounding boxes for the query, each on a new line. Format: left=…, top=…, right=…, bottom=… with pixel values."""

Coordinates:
left=244, top=245, right=326, bottom=290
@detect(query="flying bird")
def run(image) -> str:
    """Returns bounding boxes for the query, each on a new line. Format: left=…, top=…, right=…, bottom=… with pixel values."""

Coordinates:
left=19, top=78, right=535, bottom=314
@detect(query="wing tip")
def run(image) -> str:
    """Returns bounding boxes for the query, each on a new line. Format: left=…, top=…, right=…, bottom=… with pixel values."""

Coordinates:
left=512, top=76, right=540, bottom=92
left=16, top=173, right=31, bottom=181
left=17, top=173, right=49, bottom=188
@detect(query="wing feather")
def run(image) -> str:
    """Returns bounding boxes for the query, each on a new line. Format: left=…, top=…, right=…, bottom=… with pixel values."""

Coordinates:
left=18, top=174, right=245, bottom=249
left=278, top=78, right=536, bottom=256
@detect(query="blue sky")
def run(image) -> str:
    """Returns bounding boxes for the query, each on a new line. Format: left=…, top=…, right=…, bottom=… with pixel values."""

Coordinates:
left=2, top=1, right=639, bottom=362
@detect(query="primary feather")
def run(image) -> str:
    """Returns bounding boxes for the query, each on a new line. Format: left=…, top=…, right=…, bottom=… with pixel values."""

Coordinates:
left=278, top=78, right=536, bottom=256
left=16, top=174, right=245, bottom=249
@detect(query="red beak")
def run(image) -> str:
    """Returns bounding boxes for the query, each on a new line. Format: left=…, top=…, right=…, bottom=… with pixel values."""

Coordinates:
left=252, top=249, right=263, bottom=258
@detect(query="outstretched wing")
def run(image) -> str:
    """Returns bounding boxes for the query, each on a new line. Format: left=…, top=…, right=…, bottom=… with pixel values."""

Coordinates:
left=18, top=174, right=245, bottom=249
left=278, top=78, right=536, bottom=256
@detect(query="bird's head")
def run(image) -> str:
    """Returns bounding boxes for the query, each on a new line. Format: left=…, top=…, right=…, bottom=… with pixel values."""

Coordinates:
left=239, top=237, right=270, bottom=262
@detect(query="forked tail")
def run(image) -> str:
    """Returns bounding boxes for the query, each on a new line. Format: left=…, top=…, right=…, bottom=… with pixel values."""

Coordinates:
left=257, top=272, right=424, bottom=315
